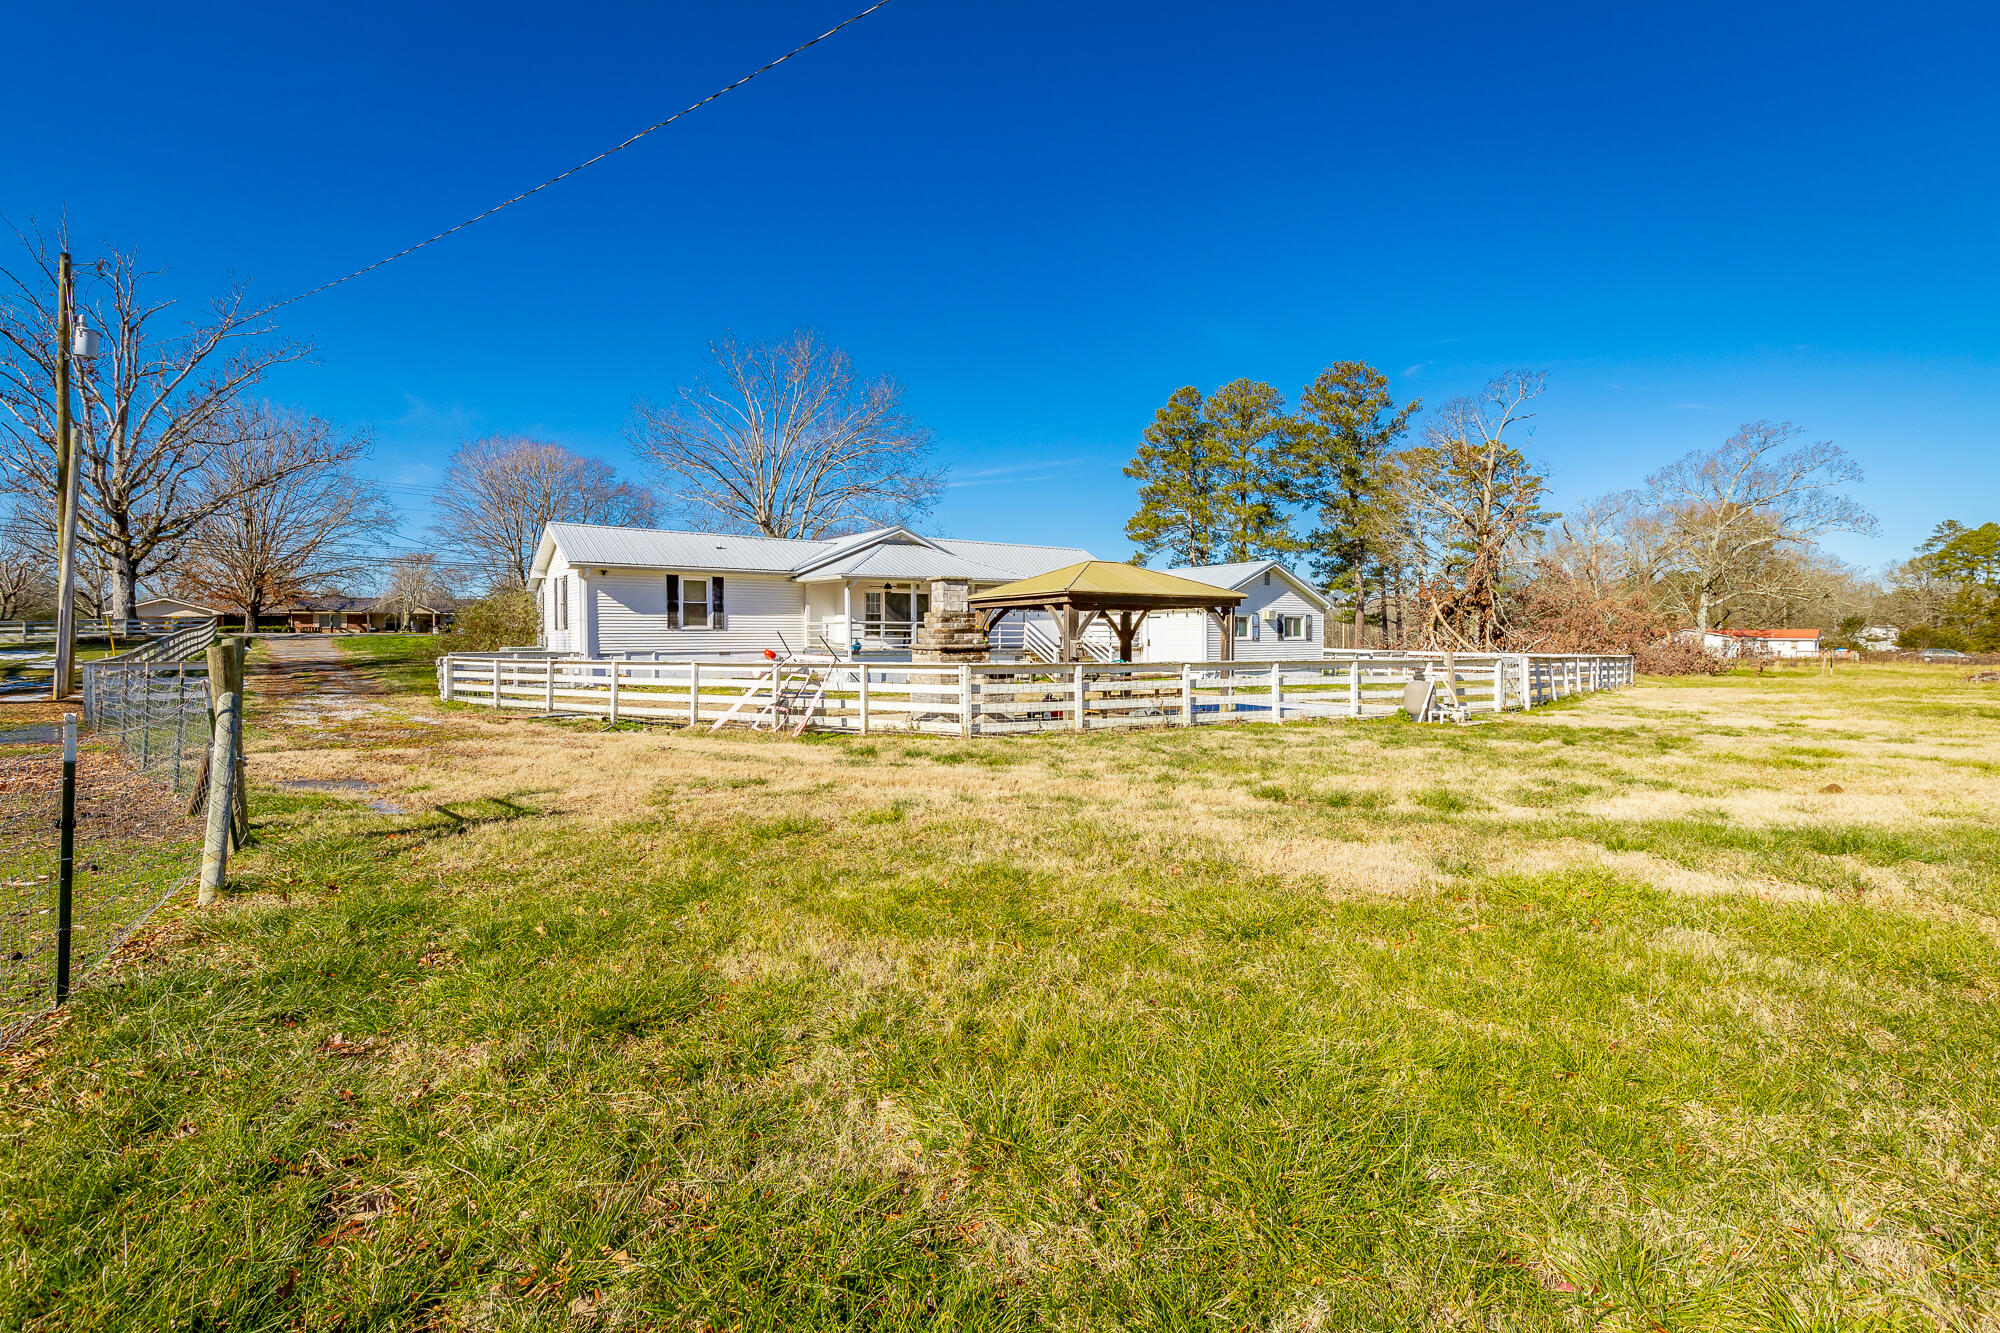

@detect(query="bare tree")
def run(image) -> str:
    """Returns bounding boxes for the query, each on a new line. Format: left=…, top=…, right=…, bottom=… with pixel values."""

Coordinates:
left=628, top=329, right=941, bottom=539
left=1397, top=371, right=1554, bottom=648
left=1642, top=421, right=1875, bottom=631
left=174, top=404, right=392, bottom=631
left=0, top=221, right=311, bottom=618
left=379, top=553, right=455, bottom=630
left=430, top=437, right=655, bottom=589
left=0, top=507, right=53, bottom=619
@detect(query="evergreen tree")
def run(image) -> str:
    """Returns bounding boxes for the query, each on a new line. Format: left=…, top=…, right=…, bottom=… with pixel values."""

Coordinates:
left=1283, top=362, right=1419, bottom=641
left=1124, top=387, right=1219, bottom=565
left=1202, top=378, right=1299, bottom=563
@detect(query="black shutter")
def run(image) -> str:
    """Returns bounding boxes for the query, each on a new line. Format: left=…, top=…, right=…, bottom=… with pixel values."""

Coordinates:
left=666, top=574, right=680, bottom=630
left=712, top=576, right=726, bottom=630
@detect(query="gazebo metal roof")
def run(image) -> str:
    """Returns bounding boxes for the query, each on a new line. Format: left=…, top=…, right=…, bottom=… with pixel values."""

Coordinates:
left=968, top=561, right=1247, bottom=661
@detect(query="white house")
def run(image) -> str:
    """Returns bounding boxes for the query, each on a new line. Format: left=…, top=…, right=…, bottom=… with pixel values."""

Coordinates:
left=1137, top=561, right=1330, bottom=662
left=528, top=522, right=1094, bottom=660
left=1701, top=627, right=1823, bottom=658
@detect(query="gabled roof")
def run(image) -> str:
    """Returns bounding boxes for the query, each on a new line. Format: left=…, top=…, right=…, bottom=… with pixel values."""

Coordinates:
left=1165, top=560, right=1331, bottom=610
left=531, top=521, right=1097, bottom=586
left=970, top=560, right=1247, bottom=609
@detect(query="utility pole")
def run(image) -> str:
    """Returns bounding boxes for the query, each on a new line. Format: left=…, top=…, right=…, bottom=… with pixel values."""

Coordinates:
left=49, top=251, right=80, bottom=700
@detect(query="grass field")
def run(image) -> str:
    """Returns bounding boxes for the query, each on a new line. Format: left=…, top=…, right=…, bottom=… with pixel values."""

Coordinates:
left=3, top=645, right=1997, bottom=1330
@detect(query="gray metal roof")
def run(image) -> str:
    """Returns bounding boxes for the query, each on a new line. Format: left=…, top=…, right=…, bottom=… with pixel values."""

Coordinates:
left=537, top=522, right=1096, bottom=585
left=541, top=522, right=831, bottom=574
left=794, top=545, right=1021, bottom=583
left=934, top=538, right=1097, bottom=578
left=1166, top=560, right=1330, bottom=607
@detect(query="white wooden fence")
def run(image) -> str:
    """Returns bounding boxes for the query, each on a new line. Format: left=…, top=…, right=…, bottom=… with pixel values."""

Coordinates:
left=435, top=652, right=1633, bottom=736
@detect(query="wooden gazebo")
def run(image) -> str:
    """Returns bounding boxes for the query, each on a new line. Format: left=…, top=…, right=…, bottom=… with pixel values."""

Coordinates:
left=968, top=561, right=1246, bottom=662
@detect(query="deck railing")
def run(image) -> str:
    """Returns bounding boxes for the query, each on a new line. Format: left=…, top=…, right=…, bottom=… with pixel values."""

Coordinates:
left=435, top=652, right=1633, bottom=735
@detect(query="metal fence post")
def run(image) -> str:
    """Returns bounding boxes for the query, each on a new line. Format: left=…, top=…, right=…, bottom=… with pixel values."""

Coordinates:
left=54, top=714, right=77, bottom=1003
left=198, top=690, right=238, bottom=906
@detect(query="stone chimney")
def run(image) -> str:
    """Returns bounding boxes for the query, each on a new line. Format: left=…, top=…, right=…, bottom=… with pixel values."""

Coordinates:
left=911, top=579, right=989, bottom=662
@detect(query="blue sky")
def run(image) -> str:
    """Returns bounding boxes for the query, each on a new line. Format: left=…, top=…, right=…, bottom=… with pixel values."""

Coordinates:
left=5, top=1, right=1995, bottom=575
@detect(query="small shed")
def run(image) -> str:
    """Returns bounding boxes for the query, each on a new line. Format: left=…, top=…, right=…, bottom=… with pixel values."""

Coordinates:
left=969, top=561, right=1247, bottom=662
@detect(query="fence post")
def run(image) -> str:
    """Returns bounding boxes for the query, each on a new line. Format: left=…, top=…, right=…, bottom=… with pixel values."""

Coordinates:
left=544, top=659, right=556, bottom=712
left=689, top=662, right=700, bottom=727
left=228, top=638, right=249, bottom=848
left=1072, top=663, right=1085, bottom=732
left=54, top=714, right=77, bottom=1002
left=198, top=690, right=238, bottom=906
left=959, top=664, right=973, bottom=739
left=1349, top=659, right=1362, bottom=717
left=608, top=661, right=621, bottom=723
left=441, top=655, right=455, bottom=703
left=491, top=657, right=502, bottom=709
left=1269, top=661, right=1282, bottom=720
left=1180, top=664, right=1194, bottom=725
left=858, top=665, right=870, bottom=735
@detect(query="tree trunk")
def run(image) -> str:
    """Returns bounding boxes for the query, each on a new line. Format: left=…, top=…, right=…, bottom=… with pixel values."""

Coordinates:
left=1352, top=564, right=1366, bottom=649
left=109, top=553, right=140, bottom=621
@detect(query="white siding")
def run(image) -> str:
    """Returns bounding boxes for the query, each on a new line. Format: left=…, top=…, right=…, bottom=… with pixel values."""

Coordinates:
left=1139, top=574, right=1325, bottom=661
left=588, top=569, right=806, bottom=658
left=541, top=553, right=585, bottom=654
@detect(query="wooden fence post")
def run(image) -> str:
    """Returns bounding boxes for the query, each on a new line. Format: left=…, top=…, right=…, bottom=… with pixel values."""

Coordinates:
left=607, top=660, right=620, bottom=723
left=1180, top=664, right=1194, bottom=725
left=1072, top=663, right=1085, bottom=732
left=959, top=664, right=973, bottom=738
left=197, top=690, right=237, bottom=906
left=441, top=654, right=454, bottom=703
left=1349, top=659, right=1362, bottom=717
left=1269, top=661, right=1282, bottom=721
left=688, top=662, right=700, bottom=727
left=544, top=659, right=556, bottom=712
left=858, top=665, right=870, bottom=735
left=491, top=658, right=502, bottom=709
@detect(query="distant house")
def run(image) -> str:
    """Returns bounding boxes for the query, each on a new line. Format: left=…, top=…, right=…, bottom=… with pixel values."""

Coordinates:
left=1859, top=625, right=1899, bottom=651
left=1702, top=627, right=1823, bottom=658
left=134, top=595, right=227, bottom=621
left=1139, top=561, right=1331, bottom=662
left=280, top=596, right=456, bottom=634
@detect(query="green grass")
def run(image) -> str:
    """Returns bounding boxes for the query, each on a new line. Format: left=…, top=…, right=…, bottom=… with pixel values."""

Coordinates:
left=334, top=633, right=445, bottom=694
left=3, top=665, right=1999, bottom=1328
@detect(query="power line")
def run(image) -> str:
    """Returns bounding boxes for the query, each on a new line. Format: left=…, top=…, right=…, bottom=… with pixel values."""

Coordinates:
left=258, top=0, right=897, bottom=316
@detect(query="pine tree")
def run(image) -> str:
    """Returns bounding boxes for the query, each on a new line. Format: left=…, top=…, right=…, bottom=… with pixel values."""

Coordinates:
left=1124, top=387, right=1219, bottom=565
left=1202, top=378, right=1298, bottom=563
left=1283, top=362, right=1419, bottom=642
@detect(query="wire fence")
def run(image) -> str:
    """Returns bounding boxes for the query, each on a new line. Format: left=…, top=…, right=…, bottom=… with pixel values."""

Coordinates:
left=2, top=718, right=206, bottom=1047
left=83, top=660, right=213, bottom=794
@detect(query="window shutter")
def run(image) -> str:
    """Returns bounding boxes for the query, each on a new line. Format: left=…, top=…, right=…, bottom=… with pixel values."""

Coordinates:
left=666, top=574, right=680, bottom=630
left=1302, top=614, right=1313, bottom=642
left=712, top=576, right=726, bottom=629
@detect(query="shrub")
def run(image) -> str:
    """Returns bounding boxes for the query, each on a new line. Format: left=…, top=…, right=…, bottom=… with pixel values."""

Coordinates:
left=436, top=588, right=538, bottom=657
left=1632, top=636, right=1733, bottom=676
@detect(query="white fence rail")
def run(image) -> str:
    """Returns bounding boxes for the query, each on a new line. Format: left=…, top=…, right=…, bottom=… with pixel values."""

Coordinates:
left=436, top=652, right=1632, bottom=736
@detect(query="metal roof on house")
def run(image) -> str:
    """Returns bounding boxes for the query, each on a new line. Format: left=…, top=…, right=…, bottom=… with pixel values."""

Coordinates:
left=794, top=546, right=1022, bottom=583
left=1165, top=560, right=1331, bottom=608
left=534, top=522, right=1097, bottom=585
left=540, top=522, right=829, bottom=575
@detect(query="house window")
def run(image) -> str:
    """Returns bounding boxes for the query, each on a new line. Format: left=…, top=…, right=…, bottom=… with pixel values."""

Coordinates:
left=555, top=576, right=569, bottom=631
left=682, top=577, right=710, bottom=629
left=316, top=612, right=337, bottom=629
left=865, top=590, right=883, bottom=624
left=1277, top=614, right=1306, bottom=640
left=1233, top=614, right=1254, bottom=639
